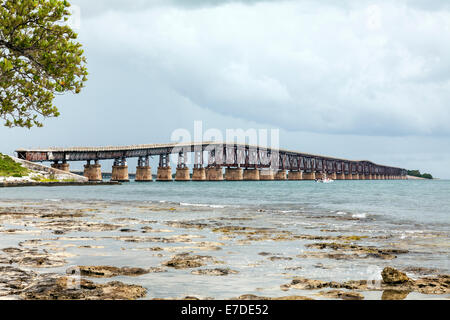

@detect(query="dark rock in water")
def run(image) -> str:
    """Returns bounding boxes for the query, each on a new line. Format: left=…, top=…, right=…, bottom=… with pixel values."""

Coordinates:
left=382, top=267, right=411, bottom=284
left=191, top=268, right=239, bottom=276
left=69, top=266, right=159, bottom=278
left=268, top=256, right=293, bottom=262
left=120, top=229, right=136, bottom=233
left=382, top=290, right=410, bottom=300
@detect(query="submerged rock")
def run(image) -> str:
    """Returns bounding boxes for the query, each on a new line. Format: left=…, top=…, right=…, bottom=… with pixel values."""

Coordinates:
left=381, top=290, right=410, bottom=300
left=268, top=256, right=293, bottom=262
left=191, top=268, right=239, bottom=276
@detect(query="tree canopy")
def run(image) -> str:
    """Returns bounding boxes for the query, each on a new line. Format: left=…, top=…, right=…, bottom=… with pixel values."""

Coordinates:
left=407, top=170, right=433, bottom=180
left=0, top=0, right=87, bottom=128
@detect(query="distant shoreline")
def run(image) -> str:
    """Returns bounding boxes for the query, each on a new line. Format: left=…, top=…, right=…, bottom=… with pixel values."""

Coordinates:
left=407, top=175, right=434, bottom=180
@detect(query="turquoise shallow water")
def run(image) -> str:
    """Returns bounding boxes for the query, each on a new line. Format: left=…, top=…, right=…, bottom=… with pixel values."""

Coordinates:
left=0, top=180, right=449, bottom=299
left=1, top=179, right=449, bottom=227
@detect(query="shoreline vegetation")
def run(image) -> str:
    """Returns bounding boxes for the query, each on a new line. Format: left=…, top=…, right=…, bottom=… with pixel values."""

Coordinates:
left=0, top=153, right=116, bottom=187
left=407, top=170, right=434, bottom=180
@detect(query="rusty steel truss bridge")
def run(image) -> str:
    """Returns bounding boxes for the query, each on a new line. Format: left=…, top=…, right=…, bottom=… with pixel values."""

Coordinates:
left=16, top=142, right=408, bottom=182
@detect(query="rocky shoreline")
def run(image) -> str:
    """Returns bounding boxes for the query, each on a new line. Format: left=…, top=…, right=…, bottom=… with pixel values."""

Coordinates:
left=0, top=201, right=448, bottom=300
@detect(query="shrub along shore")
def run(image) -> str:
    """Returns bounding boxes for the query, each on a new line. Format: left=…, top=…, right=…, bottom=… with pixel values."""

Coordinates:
left=0, top=153, right=118, bottom=187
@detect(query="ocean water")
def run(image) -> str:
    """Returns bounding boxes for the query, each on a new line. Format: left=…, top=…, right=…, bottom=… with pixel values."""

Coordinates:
left=0, top=180, right=449, bottom=299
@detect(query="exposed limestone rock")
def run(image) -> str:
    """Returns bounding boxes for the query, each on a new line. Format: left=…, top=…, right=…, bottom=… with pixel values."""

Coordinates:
left=163, top=253, right=222, bottom=269
left=21, top=277, right=147, bottom=300
left=281, top=272, right=449, bottom=296
left=288, top=277, right=330, bottom=290
left=382, top=267, right=411, bottom=284
left=305, top=242, right=408, bottom=260
left=2, top=247, right=67, bottom=268
left=0, top=266, right=36, bottom=296
left=69, top=266, right=164, bottom=278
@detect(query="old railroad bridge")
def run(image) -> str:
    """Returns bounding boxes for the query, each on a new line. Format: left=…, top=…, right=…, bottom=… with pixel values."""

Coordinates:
left=16, top=142, right=408, bottom=182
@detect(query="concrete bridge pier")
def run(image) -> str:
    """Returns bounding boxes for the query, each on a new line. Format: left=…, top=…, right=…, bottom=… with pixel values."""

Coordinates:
left=260, top=169, right=275, bottom=181
left=330, top=172, right=338, bottom=180
left=206, top=167, right=223, bottom=181
left=175, top=168, right=190, bottom=181
left=175, top=152, right=190, bottom=181
left=352, top=173, right=360, bottom=180
left=315, top=172, right=324, bottom=180
left=136, top=157, right=152, bottom=182
left=84, top=160, right=102, bottom=182
left=192, top=150, right=206, bottom=181
left=51, top=161, right=70, bottom=172
left=359, top=174, right=365, bottom=180
left=336, top=173, right=345, bottom=180
left=225, top=168, right=244, bottom=181
left=302, top=172, right=316, bottom=180
left=274, top=170, right=287, bottom=180
left=111, top=158, right=129, bottom=182
left=157, top=154, right=173, bottom=181
left=244, top=169, right=260, bottom=181
left=288, top=171, right=303, bottom=180
left=192, top=168, right=206, bottom=181
left=344, top=173, right=352, bottom=180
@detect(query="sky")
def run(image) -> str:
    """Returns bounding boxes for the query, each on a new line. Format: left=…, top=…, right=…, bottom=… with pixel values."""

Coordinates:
left=1, top=0, right=449, bottom=177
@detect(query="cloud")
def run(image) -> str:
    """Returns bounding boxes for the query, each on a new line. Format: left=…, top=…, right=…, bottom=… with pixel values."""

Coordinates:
left=70, top=0, right=291, bottom=17
left=77, top=1, right=450, bottom=136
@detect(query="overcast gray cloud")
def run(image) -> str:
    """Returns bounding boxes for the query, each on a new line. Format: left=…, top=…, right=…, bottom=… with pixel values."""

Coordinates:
left=77, top=0, right=450, bottom=136
left=2, top=0, right=449, bottom=178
